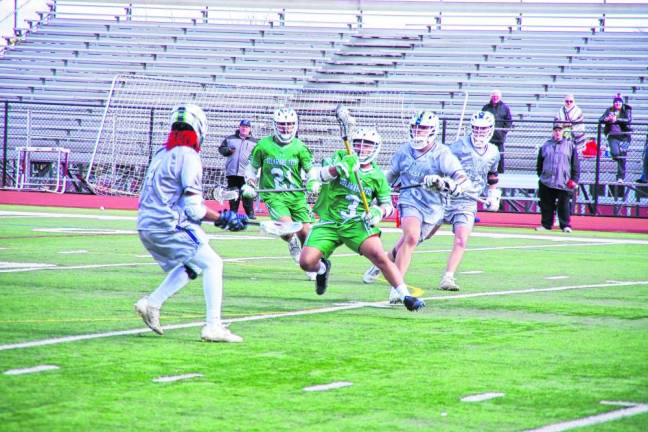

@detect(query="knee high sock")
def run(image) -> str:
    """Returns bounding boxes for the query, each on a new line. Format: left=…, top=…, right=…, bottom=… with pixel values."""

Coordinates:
left=188, top=245, right=224, bottom=328
left=149, top=264, right=190, bottom=308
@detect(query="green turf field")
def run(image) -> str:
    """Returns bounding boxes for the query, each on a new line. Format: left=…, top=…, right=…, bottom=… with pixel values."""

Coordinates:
left=1, top=204, right=647, bottom=431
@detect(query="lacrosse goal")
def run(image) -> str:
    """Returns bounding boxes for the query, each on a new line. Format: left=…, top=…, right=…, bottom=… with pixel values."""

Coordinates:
left=16, top=146, right=70, bottom=194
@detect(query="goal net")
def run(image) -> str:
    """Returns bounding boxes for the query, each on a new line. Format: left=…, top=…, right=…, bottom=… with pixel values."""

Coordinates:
left=87, top=74, right=407, bottom=197
left=16, top=146, right=70, bottom=194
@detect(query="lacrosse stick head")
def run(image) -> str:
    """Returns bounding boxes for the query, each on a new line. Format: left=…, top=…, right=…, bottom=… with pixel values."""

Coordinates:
left=256, top=220, right=303, bottom=236
left=335, top=104, right=357, bottom=139
left=211, top=187, right=239, bottom=203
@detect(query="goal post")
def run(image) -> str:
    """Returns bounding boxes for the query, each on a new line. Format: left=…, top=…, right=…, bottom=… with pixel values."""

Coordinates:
left=87, top=74, right=408, bottom=196
left=16, top=146, right=70, bottom=194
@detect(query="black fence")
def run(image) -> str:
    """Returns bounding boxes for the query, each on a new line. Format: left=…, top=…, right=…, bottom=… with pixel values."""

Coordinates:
left=1, top=100, right=647, bottom=217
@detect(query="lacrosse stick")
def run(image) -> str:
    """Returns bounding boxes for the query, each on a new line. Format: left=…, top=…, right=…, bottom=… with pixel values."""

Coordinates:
left=211, top=187, right=241, bottom=203
left=247, top=220, right=303, bottom=236
left=398, top=182, right=489, bottom=205
left=335, top=104, right=370, bottom=213
left=224, top=187, right=307, bottom=201
left=455, top=89, right=469, bottom=141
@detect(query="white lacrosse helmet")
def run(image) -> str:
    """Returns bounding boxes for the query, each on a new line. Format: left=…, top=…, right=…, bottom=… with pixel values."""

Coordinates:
left=170, top=104, right=208, bottom=145
left=471, top=111, right=495, bottom=149
left=272, top=107, right=298, bottom=144
left=351, top=126, right=382, bottom=164
left=409, top=110, right=439, bottom=150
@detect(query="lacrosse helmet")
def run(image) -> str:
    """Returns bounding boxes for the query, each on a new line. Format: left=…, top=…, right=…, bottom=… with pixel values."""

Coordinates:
left=272, top=107, right=298, bottom=144
left=169, top=104, right=208, bottom=145
left=470, top=111, right=495, bottom=150
left=351, top=126, right=382, bottom=165
left=409, top=110, right=439, bottom=150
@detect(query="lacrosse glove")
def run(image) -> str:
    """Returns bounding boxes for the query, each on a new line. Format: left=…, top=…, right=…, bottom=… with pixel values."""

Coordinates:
left=362, top=205, right=383, bottom=227
left=484, top=188, right=502, bottom=212
left=241, top=184, right=257, bottom=199
left=215, top=210, right=248, bottom=231
left=334, top=154, right=360, bottom=179
left=440, top=177, right=464, bottom=198
left=422, top=174, right=444, bottom=191
left=306, top=178, right=321, bottom=194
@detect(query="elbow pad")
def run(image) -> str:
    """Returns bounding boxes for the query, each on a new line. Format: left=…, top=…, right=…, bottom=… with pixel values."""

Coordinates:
left=487, top=171, right=499, bottom=185
left=183, top=194, right=207, bottom=222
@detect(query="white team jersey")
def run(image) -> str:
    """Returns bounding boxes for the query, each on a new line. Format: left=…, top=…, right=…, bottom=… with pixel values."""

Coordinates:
left=137, top=146, right=203, bottom=231
left=446, top=135, right=500, bottom=213
left=391, top=142, right=464, bottom=222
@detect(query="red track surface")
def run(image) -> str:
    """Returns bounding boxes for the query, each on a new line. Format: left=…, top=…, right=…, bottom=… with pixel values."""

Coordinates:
left=1, top=191, right=647, bottom=234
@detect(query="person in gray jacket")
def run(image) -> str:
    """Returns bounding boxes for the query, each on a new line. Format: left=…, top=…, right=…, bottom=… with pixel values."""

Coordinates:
left=536, top=124, right=580, bottom=233
left=218, top=119, right=258, bottom=218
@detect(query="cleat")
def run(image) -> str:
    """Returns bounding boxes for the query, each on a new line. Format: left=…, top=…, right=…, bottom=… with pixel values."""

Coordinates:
left=403, top=295, right=425, bottom=311
left=439, top=274, right=459, bottom=291
left=288, top=235, right=301, bottom=264
left=562, top=227, right=572, bottom=233
left=535, top=226, right=548, bottom=231
left=315, top=258, right=331, bottom=295
left=134, top=296, right=163, bottom=335
left=362, top=265, right=381, bottom=284
left=388, top=287, right=402, bottom=304
left=306, top=271, right=317, bottom=281
left=201, top=325, right=243, bottom=343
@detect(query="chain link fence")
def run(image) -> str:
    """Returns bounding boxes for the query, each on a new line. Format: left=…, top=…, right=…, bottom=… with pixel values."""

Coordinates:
left=1, top=100, right=647, bottom=217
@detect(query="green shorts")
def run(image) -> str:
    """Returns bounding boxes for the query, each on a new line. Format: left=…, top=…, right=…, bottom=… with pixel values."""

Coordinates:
left=262, top=193, right=315, bottom=223
left=304, top=219, right=381, bottom=258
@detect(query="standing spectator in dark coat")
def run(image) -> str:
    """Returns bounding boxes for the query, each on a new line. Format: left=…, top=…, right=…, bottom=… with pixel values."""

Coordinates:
left=536, top=124, right=580, bottom=233
left=482, top=89, right=513, bottom=173
left=599, top=94, right=632, bottom=182
left=218, top=119, right=258, bottom=218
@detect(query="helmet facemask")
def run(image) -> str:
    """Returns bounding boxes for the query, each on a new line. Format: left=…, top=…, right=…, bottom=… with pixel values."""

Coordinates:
left=351, top=127, right=382, bottom=165
left=470, top=111, right=495, bottom=150
left=272, top=107, right=298, bottom=144
left=409, top=110, right=439, bottom=150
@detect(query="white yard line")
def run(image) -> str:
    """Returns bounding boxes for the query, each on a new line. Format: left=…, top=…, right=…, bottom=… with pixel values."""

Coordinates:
left=3, top=365, right=59, bottom=375
left=524, top=404, right=648, bottom=432
left=1, top=280, right=646, bottom=352
left=303, top=382, right=353, bottom=392
left=152, top=373, right=203, bottom=383
left=460, top=392, right=505, bottom=402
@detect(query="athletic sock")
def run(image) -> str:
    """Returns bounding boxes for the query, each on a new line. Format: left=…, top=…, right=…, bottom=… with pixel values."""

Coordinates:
left=444, top=271, right=455, bottom=279
left=395, top=283, right=411, bottom=300
left=149, top=264, right=190, bottom=307
left=317, top=260, right=327, bottom=275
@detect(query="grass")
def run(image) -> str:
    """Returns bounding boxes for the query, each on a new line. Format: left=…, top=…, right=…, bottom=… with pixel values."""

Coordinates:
left=0, top=204, right=647, bottom=431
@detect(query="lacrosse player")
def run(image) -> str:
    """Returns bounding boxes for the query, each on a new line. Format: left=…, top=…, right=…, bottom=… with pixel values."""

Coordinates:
left=135, top=103, right=248, bottom=343
left=361, top=110, right=470, bottom=302
left=242, top=107, right=317, bottom=280
left=298, top=126, right=425, bottom=312
left=439, top=111, right=501, bottom=291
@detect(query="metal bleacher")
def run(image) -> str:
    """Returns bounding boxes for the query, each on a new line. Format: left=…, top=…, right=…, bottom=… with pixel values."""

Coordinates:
left=1, top=1, right=647, bottom=210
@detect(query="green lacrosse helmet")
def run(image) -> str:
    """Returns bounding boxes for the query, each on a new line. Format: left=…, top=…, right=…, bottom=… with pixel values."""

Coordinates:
left=170, top=104, right=208, bottom=144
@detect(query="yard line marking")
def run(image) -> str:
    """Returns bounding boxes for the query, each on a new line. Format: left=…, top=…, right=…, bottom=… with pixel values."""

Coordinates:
left=1, top=280, right=646, bottom=352
left=34, top=228, right=136, bottom=235
left=3, top=365, right=59, bottom=375
left=0, top=262, right=157, bottom=273
left=0, top=261, right=56, bottom=270
left=460, top=392, right=505, bottom=402
left=460, top=270, right=484, bottom=275
left=524, top=403, right=648, bottom=431
left=545, top=276, right=568, bottom=280
left=0, top=211, right=136, bottom=221
left=58, top=250, right=88, bottom=254
left=152, top=373, right=203, bottom=383
left=600, top=400, right=643, bottom=407
left=304, top=382, right=353, bottom=392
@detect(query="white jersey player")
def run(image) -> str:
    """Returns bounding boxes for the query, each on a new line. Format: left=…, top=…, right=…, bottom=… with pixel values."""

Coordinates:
left=362, top=110, right=470, bottom=302
left=440, top=111, right=502, bottom=291
left=135, top=103, right=248, bottom=343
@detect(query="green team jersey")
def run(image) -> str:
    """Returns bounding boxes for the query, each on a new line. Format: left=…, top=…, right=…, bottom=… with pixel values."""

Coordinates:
left=249, top=135, right=313, bottom=198
left=314, top=150, right=392, bottom=223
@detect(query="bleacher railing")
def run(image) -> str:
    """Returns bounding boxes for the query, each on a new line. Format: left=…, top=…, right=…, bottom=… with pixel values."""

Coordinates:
left=1, top=100, right=646, bottom=217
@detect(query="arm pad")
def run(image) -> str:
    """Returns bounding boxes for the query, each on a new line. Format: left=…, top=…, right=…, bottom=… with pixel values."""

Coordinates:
left=183, top=193, right=207, bottom=222
left=487, top=171, right=499, bottom=185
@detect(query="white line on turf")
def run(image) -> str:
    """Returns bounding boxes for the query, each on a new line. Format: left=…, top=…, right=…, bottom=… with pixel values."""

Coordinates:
left=152, top=373, right=203, bottom=383
left=600, top=400, right=643, bottom=407
left=3, top=365, right=59, bottom=375
left=1, top=280, right=646, bottom=352
left=524, top=403, right=648, bottom=432
left=460, top=392, right=505, bottom=402
left=303, top=382, right=353, bottom=392
left=460, top=270, right=484, bottom=275
left=58, top=250, right=88, bottom=254
left=545, top=276, right=569, bottom=280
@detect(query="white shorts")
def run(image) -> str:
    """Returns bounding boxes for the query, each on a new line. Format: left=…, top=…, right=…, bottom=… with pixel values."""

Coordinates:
left=139, top=223, right=209, bottom=272
left=398, top=204, right=443, bottom=243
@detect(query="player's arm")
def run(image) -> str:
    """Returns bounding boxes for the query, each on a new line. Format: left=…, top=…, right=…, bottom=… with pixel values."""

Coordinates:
left=362, top=173, right=394, bottom=226
left=318, top=151, right=358, bottom=182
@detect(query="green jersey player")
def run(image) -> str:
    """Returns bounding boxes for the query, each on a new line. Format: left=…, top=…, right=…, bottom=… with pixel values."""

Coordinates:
left=242, top=107, right=317, bottom=279
left=299, top=126, right=425, bottom=312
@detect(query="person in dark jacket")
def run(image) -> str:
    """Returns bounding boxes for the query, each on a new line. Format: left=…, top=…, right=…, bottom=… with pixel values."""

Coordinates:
left=599, top=94, right=632, bottom=182
left=536, top=124, right=580, bottom=233
left=218, top=119, right=258, bottom=218
left=482, top=89, right=513, bottom=173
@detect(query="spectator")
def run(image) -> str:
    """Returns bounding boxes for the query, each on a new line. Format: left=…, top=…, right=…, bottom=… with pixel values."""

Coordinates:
left=599, top=94, right=632, bottom=182
left=482, top=89, right=512, bottom=173
left=554, top=94, right=586, bottom=153
left=218, top=119, right=258, bottom=218
left=637, top=138, right=648, bottom=184
left=536, top=124, right=580, bottom=233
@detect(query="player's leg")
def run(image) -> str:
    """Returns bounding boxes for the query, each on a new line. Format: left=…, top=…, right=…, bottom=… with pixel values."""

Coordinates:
left=289, top=196, right=317, bottom=279
left=300, top=223, right=338, bottom=295
left=440, top=214, right=474, bottom=291
left=394, top=215, right=422, bottom=276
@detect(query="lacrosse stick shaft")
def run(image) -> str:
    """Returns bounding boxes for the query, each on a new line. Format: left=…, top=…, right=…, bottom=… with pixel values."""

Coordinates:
left=257, top=187, right=306, bottom=193
left=455, top=89, right=469, bottom=141
left=336, top=104, right=370, bottom=213
left=397, top=183, right=488, bottom=204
